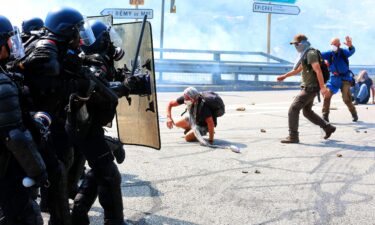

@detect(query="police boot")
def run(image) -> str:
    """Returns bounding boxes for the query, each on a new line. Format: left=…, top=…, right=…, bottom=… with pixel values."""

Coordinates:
left=105, top=136, right=125, bottom=164
left=20, top=199, right=43, bottom=225
left=71, top=170, right=97, bottom=225
left=352, top=113, right=358, bottom=122
left=96, top=163, right=125, bottom=225
left=47, top=161, right=71, bottom=225
left=323, top=124, right=336, bottom=139
left=280, top=136, right=299, bottom=144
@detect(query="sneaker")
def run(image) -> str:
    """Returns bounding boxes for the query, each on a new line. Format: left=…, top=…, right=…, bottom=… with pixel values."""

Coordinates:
left=323, top=124, right=336, bottom=139
left=280, top=136, right=299, bottom=144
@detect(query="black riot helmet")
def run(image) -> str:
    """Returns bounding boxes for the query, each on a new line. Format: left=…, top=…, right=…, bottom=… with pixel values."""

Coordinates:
left=22, top=17, right=44, bottom=34
left=0, top=15, right=24, bottom=61
left=44, top=7, right=95, bottom=46
left=0, top=15, right=14, bottom=47
left=81, top=20, right=124, bottom=61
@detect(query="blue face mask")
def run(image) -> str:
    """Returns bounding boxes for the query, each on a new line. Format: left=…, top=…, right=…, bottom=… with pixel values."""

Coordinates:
left=294, top=40, right=310, bottom=53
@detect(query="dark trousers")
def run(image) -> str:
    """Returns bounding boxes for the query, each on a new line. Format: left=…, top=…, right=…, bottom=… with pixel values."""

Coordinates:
left=71, top=125, right=124, bottom=225
left=288, top=89, right=328, bottom=137
left=42, top=123, right=73, bottom=225
left=0, top=157, right=43, bottom=225
left=323, top=80, right=357, bottom=117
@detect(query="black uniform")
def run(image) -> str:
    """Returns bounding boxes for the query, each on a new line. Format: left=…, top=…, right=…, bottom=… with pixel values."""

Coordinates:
left=19, top=33, right=75, bottom=225
left=0, top=69, right=46, bottom=225
left=67, top=52, right=125, bottom=225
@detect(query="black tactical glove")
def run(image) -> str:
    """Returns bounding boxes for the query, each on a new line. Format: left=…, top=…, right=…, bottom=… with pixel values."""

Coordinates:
left=81, top=53, right=104, bottom=67
left=124, top=74, right=151, bottom=96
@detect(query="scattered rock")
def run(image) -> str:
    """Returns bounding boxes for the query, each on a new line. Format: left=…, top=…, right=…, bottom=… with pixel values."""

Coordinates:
left=236, top=107, right=246, bottom=111
left=364, top=131, right=368, bottom=133
left=251, top=102, right=256, bottom=105
left=336, top=154, right=343, bottom=158
left=355, top=130, right=360, bottom=133
left=330, top=107, right=338, bottom=110
left=254, top=170, right=261, bottom=174
left=260, top=129, right=266, bottom=133
left=242, top=170, right=248, bottom=174
left=366, top=107, right=369, bottom=110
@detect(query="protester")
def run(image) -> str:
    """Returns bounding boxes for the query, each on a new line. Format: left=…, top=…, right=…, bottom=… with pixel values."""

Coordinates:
left=277, top=34, right=336, bottom=143
left=351, top=70, right=375, bottom=104
left=321, top=36, right=358, bottom=122
left=166, top=87, right=223, bottom=144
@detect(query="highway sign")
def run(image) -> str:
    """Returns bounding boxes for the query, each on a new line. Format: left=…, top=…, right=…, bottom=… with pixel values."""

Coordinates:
left=100, top=8, right=153, bottom=19
left=253, top=2, right=300, bottom=15
left=256, top=0, right=297, bottom=4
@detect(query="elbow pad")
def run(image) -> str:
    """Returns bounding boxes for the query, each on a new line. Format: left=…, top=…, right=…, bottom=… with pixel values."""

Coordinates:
left=4, top=128, right=46, bottom=178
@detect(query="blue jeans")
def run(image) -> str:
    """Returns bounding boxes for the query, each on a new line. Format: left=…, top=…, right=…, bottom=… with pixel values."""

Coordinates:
left=351, top=83, right=369, bottom=104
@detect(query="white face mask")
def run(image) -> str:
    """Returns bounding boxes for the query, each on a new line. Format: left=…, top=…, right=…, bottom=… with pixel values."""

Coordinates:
left=184, top=100, right=193, bottom=106
left=331, top=44, right=338, bottom=52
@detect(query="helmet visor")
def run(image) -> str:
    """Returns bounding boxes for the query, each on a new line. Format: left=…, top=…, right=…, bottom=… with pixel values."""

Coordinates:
left=109, top=26, right=123, bottom=47
left=79, top=19, right=96, bottom=46
left=9, top=26, right=25, bottom=59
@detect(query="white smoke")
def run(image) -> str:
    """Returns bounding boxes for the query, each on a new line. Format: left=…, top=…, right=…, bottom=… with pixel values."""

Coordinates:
left=2, top=0, right=375, bottom=64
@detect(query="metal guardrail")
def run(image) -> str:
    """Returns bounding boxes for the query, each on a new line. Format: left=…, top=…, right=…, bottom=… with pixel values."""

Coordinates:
left=154, top=48, right=375, bottom=85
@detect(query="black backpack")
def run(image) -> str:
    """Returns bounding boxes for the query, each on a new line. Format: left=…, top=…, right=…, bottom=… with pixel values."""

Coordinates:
left=303, top=48, right=330, bottom=84
left=201, top=91, right=225, bottom=117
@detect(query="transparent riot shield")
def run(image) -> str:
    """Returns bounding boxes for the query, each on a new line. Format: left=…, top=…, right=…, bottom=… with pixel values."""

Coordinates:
left=113, top=20, right=160, bottom=150
left=87, top=14, right=113, bottom=27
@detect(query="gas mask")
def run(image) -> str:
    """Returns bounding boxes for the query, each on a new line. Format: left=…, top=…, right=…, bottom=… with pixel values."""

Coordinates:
left=184, top=100, right=193, bottom=107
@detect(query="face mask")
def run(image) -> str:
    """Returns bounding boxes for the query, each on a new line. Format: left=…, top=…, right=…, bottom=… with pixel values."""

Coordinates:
left=184, top=100, right=193, bottom=106
left=331, top=45, right=338, bottom=52
left=295, top=43, right=306, bottom=53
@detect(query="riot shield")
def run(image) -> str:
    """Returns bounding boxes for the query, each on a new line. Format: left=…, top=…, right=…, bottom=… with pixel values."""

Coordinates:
left=87, top=14, right=113, bottom=27
left=113, top=20, right=160, bottom=150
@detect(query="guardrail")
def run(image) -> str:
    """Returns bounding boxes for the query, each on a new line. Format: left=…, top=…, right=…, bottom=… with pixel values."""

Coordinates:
left=153, top=48, right=375, bottom=85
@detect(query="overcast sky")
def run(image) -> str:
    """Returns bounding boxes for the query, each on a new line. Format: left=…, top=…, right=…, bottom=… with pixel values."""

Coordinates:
left=2, top=0, right=374, bottom=64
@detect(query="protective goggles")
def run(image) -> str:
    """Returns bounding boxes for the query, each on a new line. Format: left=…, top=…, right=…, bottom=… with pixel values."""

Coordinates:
left=9, top=26, right=25, bottom=59
left=78, top=19, right=96, bottom=46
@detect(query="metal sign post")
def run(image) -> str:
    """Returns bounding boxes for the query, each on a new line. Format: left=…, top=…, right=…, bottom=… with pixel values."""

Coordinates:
left=267, top=13, right=271, bottom=60
left=253, top=1, right=300, bottom=59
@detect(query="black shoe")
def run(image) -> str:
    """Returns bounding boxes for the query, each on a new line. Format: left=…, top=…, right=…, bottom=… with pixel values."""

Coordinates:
left=324, top=124, right=336, bottom=139
left=281, top=136, right=299, bottom=144
left=352, top=113, right=358, bottom=122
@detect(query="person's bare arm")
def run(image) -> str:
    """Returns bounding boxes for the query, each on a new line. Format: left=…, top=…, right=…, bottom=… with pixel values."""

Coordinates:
left=311, top=62, right=329, bottom=96
left=277, top=65, right=303, bottom=82
left=166, top=100, right=181, bottom=129
left=205, top=117, right=215, bottom=144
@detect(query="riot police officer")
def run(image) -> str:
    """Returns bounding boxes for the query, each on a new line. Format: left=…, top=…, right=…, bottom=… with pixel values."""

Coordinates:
left=21, top=17, right=44, bottom=43
left=16, top=7, right=96, bottom=225
left=0, top=15, right=47, bottom=225
left=67, top=20, right=127, bottom=225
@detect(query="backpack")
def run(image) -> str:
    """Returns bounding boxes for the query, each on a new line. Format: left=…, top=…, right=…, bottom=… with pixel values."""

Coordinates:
left=201, top=91, right=225, bottom=117
left=303, top=48, right=330, bottom=84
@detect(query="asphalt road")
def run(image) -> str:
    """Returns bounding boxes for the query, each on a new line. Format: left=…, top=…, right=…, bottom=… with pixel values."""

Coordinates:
left=43, top=90, right=375, bottom=225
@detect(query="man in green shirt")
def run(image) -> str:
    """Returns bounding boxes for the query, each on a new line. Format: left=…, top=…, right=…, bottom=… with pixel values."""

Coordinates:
left=277, top=34, right=336, bottom=143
